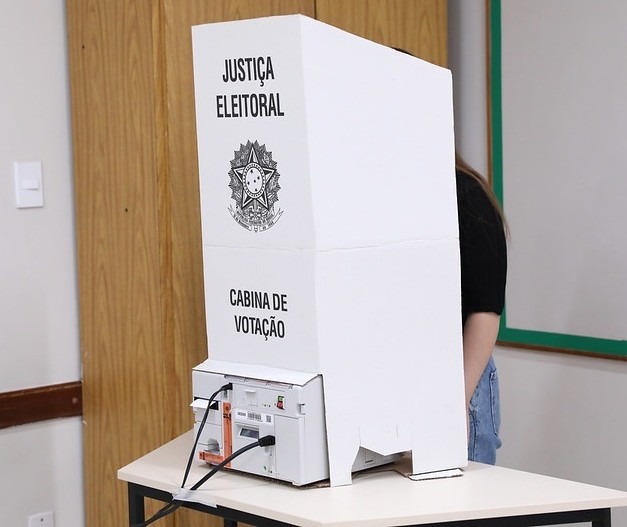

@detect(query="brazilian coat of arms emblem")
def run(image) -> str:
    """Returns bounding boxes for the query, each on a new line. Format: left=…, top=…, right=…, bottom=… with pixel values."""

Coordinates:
left=228, top=140, right=282, bottom=232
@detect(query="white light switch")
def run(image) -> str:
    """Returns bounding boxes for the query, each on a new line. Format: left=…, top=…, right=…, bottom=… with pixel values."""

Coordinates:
left=14, top=161, right=44, bottom=208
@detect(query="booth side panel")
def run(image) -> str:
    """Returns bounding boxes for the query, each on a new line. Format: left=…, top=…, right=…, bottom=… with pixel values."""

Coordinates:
left=299, top=16, right=458, bottom=250
left=315, top=241, right=466, bottom=485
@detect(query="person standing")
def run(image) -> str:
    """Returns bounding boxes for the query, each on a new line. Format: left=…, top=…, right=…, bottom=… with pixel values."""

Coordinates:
left=455, top=153, right=508, bottom=464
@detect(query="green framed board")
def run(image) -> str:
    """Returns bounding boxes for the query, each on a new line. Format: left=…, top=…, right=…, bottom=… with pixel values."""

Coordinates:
left=489, top=0, right=627, bottom=359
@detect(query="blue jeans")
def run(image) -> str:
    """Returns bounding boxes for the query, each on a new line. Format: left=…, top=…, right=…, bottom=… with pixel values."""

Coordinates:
left=468, top=356, right=502, bottom=464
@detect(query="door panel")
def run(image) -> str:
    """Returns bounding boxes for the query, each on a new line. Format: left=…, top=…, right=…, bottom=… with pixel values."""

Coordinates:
left=317, top=0, right=447, bottom=66
left=67, top=1, right=444, bottom=525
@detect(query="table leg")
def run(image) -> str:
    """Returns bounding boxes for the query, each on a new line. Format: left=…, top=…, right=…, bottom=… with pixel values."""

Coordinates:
left=592, top=508, right=611, bottom=527
left=128, top=483, right=146, bottom=525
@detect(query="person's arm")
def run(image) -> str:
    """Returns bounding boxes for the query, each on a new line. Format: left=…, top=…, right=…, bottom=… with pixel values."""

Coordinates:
left=462, top=312, right=501, bottom=406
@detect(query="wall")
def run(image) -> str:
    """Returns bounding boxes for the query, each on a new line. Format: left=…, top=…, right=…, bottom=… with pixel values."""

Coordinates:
left=448, top=1, right=627, bottom=526
left=0, top=0, right=83, bottom=525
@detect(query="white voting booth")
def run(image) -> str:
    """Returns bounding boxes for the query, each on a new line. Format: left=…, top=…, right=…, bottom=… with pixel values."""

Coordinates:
left=191, top=14, right=467, bottom=487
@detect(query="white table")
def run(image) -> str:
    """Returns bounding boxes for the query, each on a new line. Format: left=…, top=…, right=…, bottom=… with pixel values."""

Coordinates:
left=118, top=431, right=627, bottom=527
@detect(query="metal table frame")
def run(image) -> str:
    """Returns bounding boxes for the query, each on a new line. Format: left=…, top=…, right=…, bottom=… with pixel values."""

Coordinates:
left=127, top=481, right=613, bottom=527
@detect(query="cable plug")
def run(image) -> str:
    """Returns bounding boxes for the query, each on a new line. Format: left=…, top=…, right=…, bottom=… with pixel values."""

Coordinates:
left=258, top=435, right=276, bottom=447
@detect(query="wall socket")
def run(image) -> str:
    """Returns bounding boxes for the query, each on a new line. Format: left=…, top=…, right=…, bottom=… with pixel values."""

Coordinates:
left=27, top=511, right=54, bottom=527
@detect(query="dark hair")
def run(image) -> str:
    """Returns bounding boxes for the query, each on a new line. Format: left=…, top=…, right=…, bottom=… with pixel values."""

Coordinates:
left=455, top=153, right=509, bottom=237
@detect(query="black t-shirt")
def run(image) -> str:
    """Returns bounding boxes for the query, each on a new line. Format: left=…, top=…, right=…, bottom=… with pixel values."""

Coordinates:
left=456, top=170, right=507, bottom=325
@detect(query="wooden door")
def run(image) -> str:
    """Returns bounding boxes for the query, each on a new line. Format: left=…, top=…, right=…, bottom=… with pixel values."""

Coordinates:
left=317, top=0, right=447, bottom=66
left=67, top=1, right=445, bottom=526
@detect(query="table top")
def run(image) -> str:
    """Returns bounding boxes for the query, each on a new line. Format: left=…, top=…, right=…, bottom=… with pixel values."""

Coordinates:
left=118, top=431, right=627, bottom=527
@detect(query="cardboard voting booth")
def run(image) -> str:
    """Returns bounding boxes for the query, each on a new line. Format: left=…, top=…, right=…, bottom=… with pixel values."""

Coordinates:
left=191, top=14, right=467, bottom=486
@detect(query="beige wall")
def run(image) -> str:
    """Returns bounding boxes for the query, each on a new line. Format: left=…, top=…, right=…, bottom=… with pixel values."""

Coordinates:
left=0, top=0, right=83, bottom=525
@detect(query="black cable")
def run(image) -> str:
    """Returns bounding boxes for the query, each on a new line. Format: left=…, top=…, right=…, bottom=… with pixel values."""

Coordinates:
left=189, top=433, right=276, bottom=492
left=181, top=382, right=232, bottom=489
left=132, top=435, right=276, bottom=527
left=134, top=501, right=179, bottom=527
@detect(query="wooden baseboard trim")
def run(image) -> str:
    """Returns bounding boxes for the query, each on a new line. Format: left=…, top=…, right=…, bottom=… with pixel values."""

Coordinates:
left=0, top=381, right=83, bottom=429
